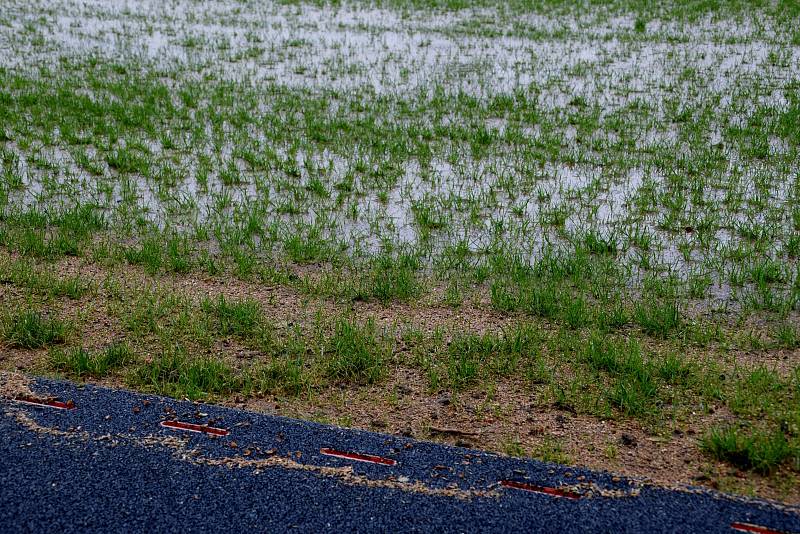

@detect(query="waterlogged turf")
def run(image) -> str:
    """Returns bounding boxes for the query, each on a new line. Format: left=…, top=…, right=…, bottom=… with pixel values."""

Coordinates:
left=0, top=0, right=799, bottom=504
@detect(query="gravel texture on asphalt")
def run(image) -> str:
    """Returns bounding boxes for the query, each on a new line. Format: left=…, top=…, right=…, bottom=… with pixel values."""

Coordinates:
left=1, top=378, right=798, bottom=533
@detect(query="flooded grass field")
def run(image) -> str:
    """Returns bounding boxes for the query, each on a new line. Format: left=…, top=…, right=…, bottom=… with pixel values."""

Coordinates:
left=1, top=0, right=799, bottom=502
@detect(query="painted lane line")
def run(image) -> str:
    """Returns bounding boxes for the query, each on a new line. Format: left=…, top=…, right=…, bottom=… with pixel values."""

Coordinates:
left=320, top=447, right=397, bottom=466
left=11, top=396, right=75, bottom=410
left=731, top=522, right=792, bottom=534
left=160, top=420, right=229, bottom=436
left=500, top=480, right=581, bottom=500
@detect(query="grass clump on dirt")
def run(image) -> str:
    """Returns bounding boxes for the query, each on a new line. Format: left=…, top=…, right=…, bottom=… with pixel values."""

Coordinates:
left=129, top=345, right=240, bottom=400
left=247, top=357, right=311, bottom=397
left=444, top=326, right=541, bottom=391
left=1, top=310, right=69, bottom=349
left=50, top=343, right=134, bottom=378
left=702, top=426, right=798, bottom=475
left=634, top=299, right=683, bottom=338
left=581, top=333, right=661, bottom=417
left=0, top=259, right=91, bottom=299
left=322, top=318, right=386, bottom=385
left=355, top=252, right=421, bottom=304
left=201, top=294, right=263, bottom=338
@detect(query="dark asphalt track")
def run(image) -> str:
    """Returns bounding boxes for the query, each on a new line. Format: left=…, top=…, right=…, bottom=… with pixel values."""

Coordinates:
left=1, top=378, right=799, bottom=533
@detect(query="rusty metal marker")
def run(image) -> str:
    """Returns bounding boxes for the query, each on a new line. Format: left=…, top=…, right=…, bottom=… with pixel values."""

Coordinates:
left=160, top=420, right=229, bottom=437
left=320, top=447, right=397, bottom=466
left=500, top=480, right=581, bottom=500
left=12, top=396, right=75, bottom=410
left=731, top=522, right=791, bottom=534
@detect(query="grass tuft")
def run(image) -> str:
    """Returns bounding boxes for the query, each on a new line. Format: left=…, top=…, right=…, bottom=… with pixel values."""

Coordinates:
left=247, top=358, right=310, bottom=396
left=634, top=299, right=682, bottom=338
left=2, top=310, right=69, bottom=349
left=201, top=294, right=262, bottom=337
left=130, top=346, right=239, bottom=400
left=356, top=253, right=421, bottom=303
left=323, top=318, right=385, bottom=385
left=50, top=342, right=134, bottom=377
left=701, top=426, right=796, bottom=475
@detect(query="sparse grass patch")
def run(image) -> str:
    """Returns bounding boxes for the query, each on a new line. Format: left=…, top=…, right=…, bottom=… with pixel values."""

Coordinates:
left=123, top=237, right=164, bottom=275
left=634, top=299, right=682, bottom=338
left=0, top=258, right=92, bottom=299
left=503, top=438, right=526, bottom=457
left=1, top=310, right=69, bottom=349
left=50, top=342, right=134, bottom=377
left=322, top=318, right=386, bottom=385
left=129, top=346, right=239, bottom=400
left=201, top=294, right=263, bottom=338
left=773, top=322, right=800, bottom=349
left=729, top=367, right=785, bottom=418
left=50, top=274, right=91, bottom=299
left=247, top=357, right=311, bottom=397
left=702, top=426, right=796, bottom=475
left=532, top=437, right=571, bottom=465
left=355, top=252, right=421, bottom=303
left=579, top=332, right=680, bottom=418
left=444, top=325, right=541, bottom=391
